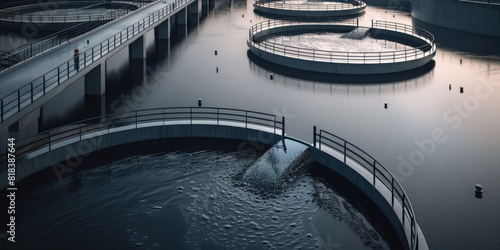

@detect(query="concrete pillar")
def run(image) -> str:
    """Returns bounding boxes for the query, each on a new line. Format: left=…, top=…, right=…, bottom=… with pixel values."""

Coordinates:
left=85, top=63, right=106, bottom=95
left=177, top=8, right=187, bottom=25
left=188, top=0, right=202, bottom=24
left=129, top=35, right=146, bottom=59
left=176, top=8, right=188, bottom=37
left=202, top=0, right=209, bottom=17
left=155, top=18, right=170, bottom=40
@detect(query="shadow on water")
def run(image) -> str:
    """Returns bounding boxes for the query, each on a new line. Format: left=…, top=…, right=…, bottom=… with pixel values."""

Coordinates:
left=363, top=0, right=411, bottom=12
left=246, top=49, right=435, bottom=84
left=412, top=17, right=500, bottom=55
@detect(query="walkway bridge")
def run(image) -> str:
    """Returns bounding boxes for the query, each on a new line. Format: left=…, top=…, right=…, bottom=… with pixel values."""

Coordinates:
left=0, top=0, right=213, bottom=147
left=0, top=107, right=427, bottom=250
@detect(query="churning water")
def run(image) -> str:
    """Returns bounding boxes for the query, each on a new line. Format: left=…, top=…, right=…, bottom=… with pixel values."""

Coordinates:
left=11, top=150, right=391, bottom=249
left=266, top=31, right=409, bottom=52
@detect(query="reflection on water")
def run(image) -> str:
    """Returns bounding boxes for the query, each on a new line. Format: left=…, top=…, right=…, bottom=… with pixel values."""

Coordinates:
left=1, top=0, right=500, bottom=249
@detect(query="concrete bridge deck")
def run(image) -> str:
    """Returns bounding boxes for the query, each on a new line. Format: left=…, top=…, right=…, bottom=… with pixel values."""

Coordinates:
left=0, top=0, right=209, bottom=145
left=0, top=0, right=172, bottom=96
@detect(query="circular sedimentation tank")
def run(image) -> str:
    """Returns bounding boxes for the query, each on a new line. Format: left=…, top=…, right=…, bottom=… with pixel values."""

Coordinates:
left=247, top=19, right=436, bottom=74
left=0, top=1, right=141, bottom=30
left=253, top=0, right=366, bottom=17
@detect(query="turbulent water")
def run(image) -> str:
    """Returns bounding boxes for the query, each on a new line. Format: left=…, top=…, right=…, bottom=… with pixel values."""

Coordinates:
left=341, top=28, right=371, bottom=40
left=267, top=32, right=409, bottom=52
left=11, top=150, right=390, bottom=249
left=242, top=139, right=313, bottom=190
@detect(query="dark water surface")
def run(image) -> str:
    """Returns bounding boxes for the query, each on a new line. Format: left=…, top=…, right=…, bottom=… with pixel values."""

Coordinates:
left=12, top=149, right=394, bottom=249
left=2, top=0, right=500, bottom=249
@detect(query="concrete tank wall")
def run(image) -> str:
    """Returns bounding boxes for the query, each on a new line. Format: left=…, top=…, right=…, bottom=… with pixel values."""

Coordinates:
left=411, top=0, right=500, bottom=37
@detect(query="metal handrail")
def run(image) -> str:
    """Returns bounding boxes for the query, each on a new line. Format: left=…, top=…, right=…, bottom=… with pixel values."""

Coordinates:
left=0, top=1, right=147, bottom=72
left=254, top=0, right=366, bottom=11
left=0, top=106, right=418, bottom=249
left=0, top=6, right=138, bottom=23
left=0, top=0, right=66, bottom=10
left=0, top=0, right=154, bottom=10
left=0, top=20, right=110, bottom=72
left=248, top=19, right=435, bottom=65
left=0, top=0, right=190, bottom=123
left=313, top=128, right=418, bottom=250
left=0, top=107, right=284, bottom=165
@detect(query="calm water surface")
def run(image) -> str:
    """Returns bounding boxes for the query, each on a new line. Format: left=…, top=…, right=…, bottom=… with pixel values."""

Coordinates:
left=4, top=0, right=500, bottom=249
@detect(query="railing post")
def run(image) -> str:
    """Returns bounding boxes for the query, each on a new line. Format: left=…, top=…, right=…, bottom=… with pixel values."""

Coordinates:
left=282, top=116, right=285, bottom=138
left=48, top=131, right=51, bottom=151
left=343, top=141, right=347, bottom=163
left=43, top=75, right=46, bottom=94
left=0, top=99, right=3, bottom=122
left=245, top=111, right=248, bottom=128
left=373, top=160, right=376, bottom=185
left=17, top=90, right=20, bottom=111
left=402, top=193, right=406, bottom=224
left=319, top=130, right=322, bottom=150
left=313, top=126, right=317, bottom=147
left=57, top=67, right=60, bottom=85
left=391, top=178, right=395, bottom=206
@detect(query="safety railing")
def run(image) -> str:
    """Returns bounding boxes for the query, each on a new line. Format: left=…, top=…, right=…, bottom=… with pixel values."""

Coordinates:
left=0, top=0, right=153, bottom=10
left=0, top=107, right=284, bottom=165
left=254, top=0, right=366, bottom=11
left=0, top=0, right=65, bottom=10
left=0, top=0, right=191, bottom=123
left=0, top=20, right=109, bottom=72
left=0, top=106, right=418, bottom=249
left=248, top=19, right=436, bottom=65
left=0, top=7, right=135, bottom=23
left=313, top=127, right=418, bottom=250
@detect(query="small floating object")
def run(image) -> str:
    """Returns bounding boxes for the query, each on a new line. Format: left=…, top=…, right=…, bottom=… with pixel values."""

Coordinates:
left=475, top=184, right=483, bottom=198
left=384, top=103, right=387, bottom=109
left=460, top=59, right=462, bottom=64
left=198, top=99, right=202, bottom=107
left=242, top=14, right=244, bottom=18
left=449, top=84, right=451, bottom=90
left=215, top=50, right=217, bottom=55
left=460, top=87, right=464, bottom=93
left=270, top=73, right=274, bottom=80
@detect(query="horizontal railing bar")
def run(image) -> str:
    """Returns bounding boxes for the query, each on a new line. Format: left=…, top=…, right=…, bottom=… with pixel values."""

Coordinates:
left=315, top=127, right=418, bottom=250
